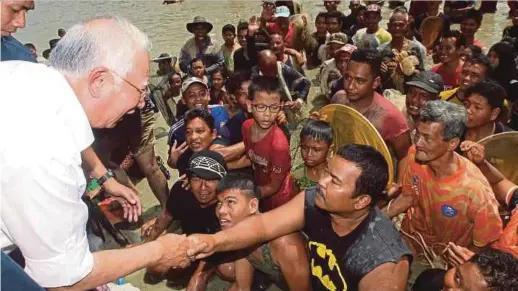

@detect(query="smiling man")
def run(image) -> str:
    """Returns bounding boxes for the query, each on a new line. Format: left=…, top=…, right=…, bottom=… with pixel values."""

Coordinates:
left=179, top=16, right=224, bottom=76
left=431, top=30, right=466, bottom=90
left=188, top=144, right=412, bottom=291
left=1, top=0, right=36, bottom=62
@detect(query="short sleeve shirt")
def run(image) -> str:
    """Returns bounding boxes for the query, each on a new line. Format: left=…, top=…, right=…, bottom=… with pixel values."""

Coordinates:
left=400, top=146, right=503, bottom=258
left=242, top=119, right=295, bottom=211
left=363, top=93, right=410, bottom=143
left=431, top=63, right=463, bottom=91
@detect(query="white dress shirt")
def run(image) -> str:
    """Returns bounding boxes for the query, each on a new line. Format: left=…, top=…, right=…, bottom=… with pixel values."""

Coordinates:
left=0, top=61, right=95, bottom=287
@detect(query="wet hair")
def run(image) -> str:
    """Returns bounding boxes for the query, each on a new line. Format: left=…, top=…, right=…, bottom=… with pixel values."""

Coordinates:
left=442, top=30, right=467, bottom=48
left=184, top=107, right=215, bottom=131
left=217, top=173, right=259, bottom=199
left=349, top=48, right=382, bottom=78
left=316, top=12, right=327, bottom=22
left=412, top=269, right=446, bottom=291
left=464, top=80, right=506, bottom=110
left=300, top=120, right=333, bottom=145
left=326, top=11, right=343, bottom=22
left=337, top=144, right=388, bottom=205
left=464, top=53, right=492, bottom=76
left=211, top=66, right=227, bottom=79
left=225, top=71, right=251, bottom=95
left=58, top=28, right=66, bottom=37
left=222, top=24, right=236, bottom=34
left=420, top=100, right=467, bottom=141
left=465, top=44, right=483, bottom=56
left=191, top=57, right=204, bottom=66
left=470, top=248, right=518, bottom=291
left=463, top=8, right=483, bottom=27
left=237, top=21, right=248, bottom=32
left=24, top=43, right=36, bottom=50
left=248, top=76, right=282, bottom=101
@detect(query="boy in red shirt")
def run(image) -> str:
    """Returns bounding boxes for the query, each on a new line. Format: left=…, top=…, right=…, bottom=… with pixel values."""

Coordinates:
left=242, top=76, right=295, bottom=211
left=431, top=30, right=465, bottom=90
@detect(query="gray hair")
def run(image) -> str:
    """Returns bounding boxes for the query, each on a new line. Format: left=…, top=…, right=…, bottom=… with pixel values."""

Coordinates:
left=420, top=100, right=467, bottom=141
left=49, top=16, right=151, bottom=79
left=390, top=6, right=409, bottom=22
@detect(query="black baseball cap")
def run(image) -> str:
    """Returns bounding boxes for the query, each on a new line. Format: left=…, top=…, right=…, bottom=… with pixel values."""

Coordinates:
left=406, top=71, right=444, bottom=94
left=187, top=150, right=227, bottom=180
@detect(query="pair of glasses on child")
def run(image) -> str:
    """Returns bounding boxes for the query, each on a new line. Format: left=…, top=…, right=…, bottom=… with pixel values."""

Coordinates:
left=251, top=103, right=283, bottom=113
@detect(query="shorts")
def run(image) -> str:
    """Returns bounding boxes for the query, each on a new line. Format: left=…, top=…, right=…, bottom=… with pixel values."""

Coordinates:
left=132, top=109, right=157, bottom=156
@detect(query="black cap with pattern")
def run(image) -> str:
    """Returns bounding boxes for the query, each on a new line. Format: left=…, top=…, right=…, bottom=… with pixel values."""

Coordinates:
left=187, top=150, right=227, bottom=180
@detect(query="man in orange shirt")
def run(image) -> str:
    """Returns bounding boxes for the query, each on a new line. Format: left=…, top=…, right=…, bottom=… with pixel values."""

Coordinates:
left=386, top=100, right=503, bottom=265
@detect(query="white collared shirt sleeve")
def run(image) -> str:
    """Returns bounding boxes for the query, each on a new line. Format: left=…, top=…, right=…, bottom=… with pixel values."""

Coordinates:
left=0, top=61, right=95, bottom=287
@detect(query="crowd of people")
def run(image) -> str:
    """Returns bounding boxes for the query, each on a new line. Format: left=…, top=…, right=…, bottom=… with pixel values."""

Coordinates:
left=2, top=0, right=518, bottom=290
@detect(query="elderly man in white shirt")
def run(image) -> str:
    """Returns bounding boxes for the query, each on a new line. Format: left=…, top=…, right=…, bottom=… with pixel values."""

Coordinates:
left=0, top=16, right=192, bottom=290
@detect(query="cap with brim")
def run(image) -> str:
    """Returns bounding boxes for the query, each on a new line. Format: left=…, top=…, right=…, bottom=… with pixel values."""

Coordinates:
left=182, top=77, right=208, bottom=94
left=152, top=53, right=173, bottom=63
left=406, top=71, right=444, bottom=94
left=328, top=33, right=348, bottom=46
left=336, top=44, right=357, bottom=54
left=187, top=16, right=213, bottom=34
left=187, top=150, right=227, bottom=180
left=366, top=4, right=381, bottom=14
left=275, top=6, right=291, bottom=18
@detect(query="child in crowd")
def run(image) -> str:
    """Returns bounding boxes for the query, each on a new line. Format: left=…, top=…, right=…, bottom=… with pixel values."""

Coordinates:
left=220, top=24, right=240, bottom=73
left=242, top=76, right=295, bottom=211
left=190, top=58, right=209, bottom=84
left=460, top=8, right=485, bottom=49
left=352, top=4, right=391, bottom=50
left=209, top=68, right=227, bottom=105
left=293, top=120, right=333, bottom=191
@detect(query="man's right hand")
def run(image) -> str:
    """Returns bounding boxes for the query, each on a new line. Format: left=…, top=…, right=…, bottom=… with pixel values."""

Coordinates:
left=248, top=15, right=261, bottom=36
left=460, top=141, right=485, bottom=165
left=151, top=234, right=192, bottom=274
left=168, top=140, right=188, bottom=167
left=187, top=234, right=217, bottom=260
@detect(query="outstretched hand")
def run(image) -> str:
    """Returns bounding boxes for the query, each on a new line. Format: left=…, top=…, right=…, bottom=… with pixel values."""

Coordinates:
left=186, top=234, right=217, bottom=261
left=149, top=234, right=193, bottom=274
left=103, top=179, right=142, bottom=223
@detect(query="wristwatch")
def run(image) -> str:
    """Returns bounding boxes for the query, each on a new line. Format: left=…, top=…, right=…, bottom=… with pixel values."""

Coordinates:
left=98, top=169, right=114, bottom=186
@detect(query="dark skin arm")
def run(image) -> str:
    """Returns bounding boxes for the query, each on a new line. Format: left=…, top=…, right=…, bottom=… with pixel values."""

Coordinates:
left=226, top=155, right=252, bottom=170
left=258, top=176, right=285, bottom=199
left=186, top=260, right=217, bottom=291
left=210, top=142, right=246, bottom=162
left=381, top=156, right=414, bottom=218
left=270, top=233, right=311, bottom=291
left=358, top=256, right=410, bottom=291
left=390, top=131, right=411, bottom=161
left=188, top=192, right=306, bottom=259
left=142, top=209, right=174, bottom=243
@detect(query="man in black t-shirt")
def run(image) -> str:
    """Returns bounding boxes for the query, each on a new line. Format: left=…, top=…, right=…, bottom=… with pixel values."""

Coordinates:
left=189, top=144, right=412, bottom=291
left=141, top=149, right=227, bottom=241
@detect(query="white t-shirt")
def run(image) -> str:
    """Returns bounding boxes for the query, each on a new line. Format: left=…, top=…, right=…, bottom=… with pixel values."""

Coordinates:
left=0, top=61, right=95, bottom=287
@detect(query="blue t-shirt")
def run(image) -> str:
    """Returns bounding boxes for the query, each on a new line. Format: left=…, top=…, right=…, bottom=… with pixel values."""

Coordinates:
left=214, top=110, right=248, bottom=146
left=168, top=104, right=229, bottom=146
left=1, top=36, right=37, bottom=62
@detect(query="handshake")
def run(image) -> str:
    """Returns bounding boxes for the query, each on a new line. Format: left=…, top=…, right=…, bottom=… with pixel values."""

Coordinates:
left=147, top=233, right=218, bottom=273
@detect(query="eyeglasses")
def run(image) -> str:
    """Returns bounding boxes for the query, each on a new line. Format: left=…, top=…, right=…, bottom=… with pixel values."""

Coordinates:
left=252, top=103, right=282, bottom=113
left=110, top=70, right=149, bottom=99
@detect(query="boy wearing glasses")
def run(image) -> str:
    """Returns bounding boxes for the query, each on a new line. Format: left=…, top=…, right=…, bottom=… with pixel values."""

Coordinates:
left=242, top=76, right=296, bottom=211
